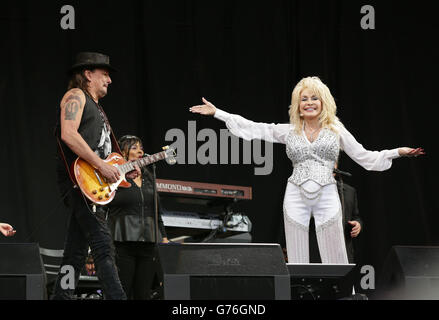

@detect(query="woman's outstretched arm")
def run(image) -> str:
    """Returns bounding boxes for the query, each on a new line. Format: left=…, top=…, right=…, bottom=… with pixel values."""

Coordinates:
left=190, top=98, right=291, bottom=144
left=339, top=124, right=425, bottom=171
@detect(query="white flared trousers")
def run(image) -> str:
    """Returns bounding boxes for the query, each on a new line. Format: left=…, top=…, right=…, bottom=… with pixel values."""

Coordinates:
left=283, top=181, right=349, bottom=264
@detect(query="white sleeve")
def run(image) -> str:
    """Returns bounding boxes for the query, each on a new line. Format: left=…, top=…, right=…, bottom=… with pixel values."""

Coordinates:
left=339, top=124, right=400, bottom=171
left=214, top=108, right=291, bottom=144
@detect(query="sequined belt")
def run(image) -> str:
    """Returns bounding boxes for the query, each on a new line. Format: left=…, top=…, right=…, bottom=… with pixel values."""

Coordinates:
left=299, top=180, right=323, bottom=203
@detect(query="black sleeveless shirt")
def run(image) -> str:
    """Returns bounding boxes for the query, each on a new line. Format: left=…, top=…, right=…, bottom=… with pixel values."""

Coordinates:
left=77, top=93, right=107, bottom=157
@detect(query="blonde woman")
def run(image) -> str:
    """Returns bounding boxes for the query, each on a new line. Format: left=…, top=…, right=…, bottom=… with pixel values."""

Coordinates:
left=190, top=76, right=424, bottom=264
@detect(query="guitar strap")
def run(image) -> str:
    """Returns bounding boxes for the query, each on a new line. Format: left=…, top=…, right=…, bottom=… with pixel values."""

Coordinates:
left=93, top=100, right=122, bottom=155
left=54, top=125, right=77, bottom=188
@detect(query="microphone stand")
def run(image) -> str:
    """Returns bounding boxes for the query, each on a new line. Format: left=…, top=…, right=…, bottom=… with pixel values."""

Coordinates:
left=151, top=162, right=159, bottom=244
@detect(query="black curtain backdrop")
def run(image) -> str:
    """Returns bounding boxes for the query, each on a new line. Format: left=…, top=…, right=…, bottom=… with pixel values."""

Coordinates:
left=1, top=0, right=437, bottom=283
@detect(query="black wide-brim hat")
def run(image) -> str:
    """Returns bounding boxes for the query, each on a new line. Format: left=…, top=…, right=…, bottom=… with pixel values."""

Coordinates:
left=69, top=52, right=117, bottom=74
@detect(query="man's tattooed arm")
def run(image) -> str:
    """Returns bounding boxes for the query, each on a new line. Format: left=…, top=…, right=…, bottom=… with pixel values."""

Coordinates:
left=64, top=94, right=82, bottom=121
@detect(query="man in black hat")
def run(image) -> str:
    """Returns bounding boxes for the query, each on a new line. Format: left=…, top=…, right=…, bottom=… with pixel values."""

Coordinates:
left=53, top=52, right=139, bottom=300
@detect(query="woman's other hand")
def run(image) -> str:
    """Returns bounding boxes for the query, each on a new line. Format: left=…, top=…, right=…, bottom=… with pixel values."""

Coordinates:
left=398, top=147, right=425, bottom=157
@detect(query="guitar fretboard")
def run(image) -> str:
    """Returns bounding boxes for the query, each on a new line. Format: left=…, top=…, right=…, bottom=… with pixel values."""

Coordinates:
left=119, top=151, right=166, bottom=174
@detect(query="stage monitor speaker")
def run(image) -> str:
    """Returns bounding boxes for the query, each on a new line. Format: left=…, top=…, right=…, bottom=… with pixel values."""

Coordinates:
left=157, top=243, right=290, bottom=300
left=0, top=243, right=46, bottom=300
left=287, top=263, right=356, bottom=300
left=378, top=246, right=439, bottom=299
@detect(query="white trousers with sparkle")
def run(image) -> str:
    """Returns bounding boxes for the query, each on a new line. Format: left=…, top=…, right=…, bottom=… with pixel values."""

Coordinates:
left=283, top=181, right=349, bottom=264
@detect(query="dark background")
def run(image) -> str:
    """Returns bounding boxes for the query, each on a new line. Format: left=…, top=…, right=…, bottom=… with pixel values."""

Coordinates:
left=1, top=0, right=437, bottom=285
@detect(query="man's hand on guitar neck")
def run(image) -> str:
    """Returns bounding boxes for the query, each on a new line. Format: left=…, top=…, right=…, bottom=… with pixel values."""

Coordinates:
left=126, top=162, right=141, bottom=180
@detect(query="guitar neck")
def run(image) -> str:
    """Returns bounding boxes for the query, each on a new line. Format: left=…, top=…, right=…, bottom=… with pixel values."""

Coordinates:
left=118, top=151, right=166, bottom=174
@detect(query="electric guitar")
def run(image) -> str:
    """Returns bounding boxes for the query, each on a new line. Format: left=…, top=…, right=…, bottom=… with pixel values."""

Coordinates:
left=71, top=146, right=176, bottom=205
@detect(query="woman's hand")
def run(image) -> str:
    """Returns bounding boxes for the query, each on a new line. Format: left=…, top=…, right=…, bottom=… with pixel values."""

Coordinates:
left=398, top=147, right=425, bottom=157
left=126, top=163, right=141, bottom=179
left=189, top=98, right=217, bottom=116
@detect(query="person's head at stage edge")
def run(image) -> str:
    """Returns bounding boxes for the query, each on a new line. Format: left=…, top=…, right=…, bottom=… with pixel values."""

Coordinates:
left=68, top=52, right=115, bottom=101
left=289, top=76, right=342, bottom=134
left=118, top=135, right=144, bottom=162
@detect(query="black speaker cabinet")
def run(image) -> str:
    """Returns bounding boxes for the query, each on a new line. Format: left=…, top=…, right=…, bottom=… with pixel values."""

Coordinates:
left=0, top=243, right=46, bottom=300
left=287, top=263, right=356, bottom=300
left=378, top=246, right=439, bottom=299
left=157, top=243, right=291, bottom=300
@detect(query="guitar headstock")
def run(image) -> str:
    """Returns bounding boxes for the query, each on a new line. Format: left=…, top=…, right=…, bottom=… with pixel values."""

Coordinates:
left=162, top=146, right=177, bottom=165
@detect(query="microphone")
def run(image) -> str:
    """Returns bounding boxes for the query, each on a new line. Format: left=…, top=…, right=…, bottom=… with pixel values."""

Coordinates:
left=333, top=168, right=352, bottom=177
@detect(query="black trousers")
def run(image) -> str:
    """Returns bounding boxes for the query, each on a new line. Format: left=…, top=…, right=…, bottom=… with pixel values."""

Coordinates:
left=114, top=241, right=161, bottom=300
left=51, top=190, right=126, bottom=300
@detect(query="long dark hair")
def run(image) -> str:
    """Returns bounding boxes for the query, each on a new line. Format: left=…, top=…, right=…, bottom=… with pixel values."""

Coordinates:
left=68, top=69, right=93, bottom=94
left=118, top=135, right=143, bottom=160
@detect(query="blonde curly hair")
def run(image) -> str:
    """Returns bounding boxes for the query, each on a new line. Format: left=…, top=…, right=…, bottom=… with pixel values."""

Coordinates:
left=288, top=76, right=343, bottom=135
